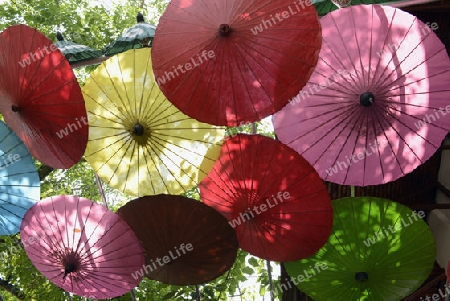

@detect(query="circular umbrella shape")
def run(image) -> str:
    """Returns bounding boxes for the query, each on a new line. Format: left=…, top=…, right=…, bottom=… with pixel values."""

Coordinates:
left=199, top=134, right=333, bottom=262
left=55, top=32, right=103, bottom=64
left=273, top=4, right=450, bottom=186
left=82, top=47, right=224, bottom=197
left=284, top=197, right=436, bottom=301
left=151, top=0, right=322, bottom=126
left=103, top=13, right=156, bottom=56
left=20, top=195, right=145, bottom=299
left=0, top=121, right=39, bottom=235
left=0, top=24, right=88, bottom=169
left=117, top=194, right=239, bottom=285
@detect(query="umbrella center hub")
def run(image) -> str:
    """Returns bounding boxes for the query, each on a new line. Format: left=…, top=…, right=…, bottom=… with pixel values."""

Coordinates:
left=11, top=105, right=20, bottom=112
left=355, top=271, right=368, bottom=282
left=61, top=250, right=82, bottom=279
left=219, top=24, right=232, bottom=37
left=132, top=123, right=145, bottom=136
left=360, top=92, right=375, bottom=107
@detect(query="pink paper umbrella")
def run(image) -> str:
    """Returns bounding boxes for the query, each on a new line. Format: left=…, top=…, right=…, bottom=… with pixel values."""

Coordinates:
left=20, top=195, right=145, bottom=299
left=273, top=4, right=450, bottom=186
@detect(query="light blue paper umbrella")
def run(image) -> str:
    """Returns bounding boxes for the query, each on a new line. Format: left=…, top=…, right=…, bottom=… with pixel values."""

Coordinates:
left=0, top=121, right=40, bottom=235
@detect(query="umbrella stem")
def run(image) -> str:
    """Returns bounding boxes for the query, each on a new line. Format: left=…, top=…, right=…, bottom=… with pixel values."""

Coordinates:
left=130, top=288, right=137, bottom=301
left=351, top=186, right=355, bottom=197
left=266, top=260, right=275, bottom=301
left=65, top=292, right=73, bottom=301
left=196, top=284, right=201, bottom=301
left=94, top=173, right=108, bottom=208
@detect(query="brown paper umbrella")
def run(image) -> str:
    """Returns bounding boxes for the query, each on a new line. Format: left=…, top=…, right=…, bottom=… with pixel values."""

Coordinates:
left=117, top=194, right=239, bottom=285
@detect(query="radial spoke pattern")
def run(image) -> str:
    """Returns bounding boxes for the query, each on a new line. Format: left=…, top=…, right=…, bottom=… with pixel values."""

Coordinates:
left=117, top=194, right=238, bottom=285
left=20, top=195, right=145, bottom=299
left=0, top=121, right=40, bottom=235
left=273, top=4, right=450, bottom=186
left=200, top=134, right=333, bottom=262
left=284, top=197, right=436, bottom=301
left=82, top=48, right=224, bottom=196
left=151, top=0, right=321, bottom=126
left=0, top=25, right=88, bottom=169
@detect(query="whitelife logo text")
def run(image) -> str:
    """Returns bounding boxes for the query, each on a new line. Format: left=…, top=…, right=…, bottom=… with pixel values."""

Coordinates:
left=363, top=210, right=425, bottom=247
left=18, top=44, right=59, bottom=68
left=251, top=1, right=313, bottom=35
left=131, top=243, right=193, bottom=280
left=156, top=50, right=215, bottom=85
left=228, top=191, right=291, bottom=228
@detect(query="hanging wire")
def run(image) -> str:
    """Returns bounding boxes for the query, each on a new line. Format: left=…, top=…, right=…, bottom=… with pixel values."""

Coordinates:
left=196, top=284, right=201, bottom=301
left=93, top=173, right=137, bottom=301
left=266, top=260, right=275, bottom=301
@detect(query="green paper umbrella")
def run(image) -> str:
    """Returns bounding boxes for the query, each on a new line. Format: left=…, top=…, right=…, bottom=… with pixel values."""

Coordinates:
left=284, top=197, right=436, bottom=301
left=312, top=0, right=398, bottom=16
left=103, top=12, right=156, bottom=56
left=55, top=32, right=103, bottom=63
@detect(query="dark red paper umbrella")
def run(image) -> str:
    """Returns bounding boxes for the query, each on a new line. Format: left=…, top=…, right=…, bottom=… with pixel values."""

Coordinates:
left=151, top=0, right=322, bottom=126
left=199, top=134, right=333, bottom=262
left=20, top=195, right=145, bottom=299
left=0, top=24, right=88, bottom=169
left=117, top=194, right=239, bottom=285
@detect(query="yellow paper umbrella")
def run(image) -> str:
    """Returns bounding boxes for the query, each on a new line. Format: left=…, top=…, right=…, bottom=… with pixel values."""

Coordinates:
left=82, top=48, right=224, bottom=196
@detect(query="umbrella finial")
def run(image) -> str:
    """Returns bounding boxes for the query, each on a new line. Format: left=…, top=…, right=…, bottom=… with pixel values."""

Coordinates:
left=331, top=0, right=352, bottom=8
left=137, top=12, right=145, bottom=23
left=355, top=271, right=368, bottom=282
left=359, top=92, right=375, bottom=107
left=11, top=105, right=20, bottom=112
left=219, top=24, right=232, bottom=37
left=56, top=31, right=64, bottom=41
left=132, top=123, right=145, bottom=136
left=61, top=250, right=82, bottom=280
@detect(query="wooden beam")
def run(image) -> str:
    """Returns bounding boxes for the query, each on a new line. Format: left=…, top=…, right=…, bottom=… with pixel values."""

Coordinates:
left=437, top=181, right=450, bottom=199
left=402, top=269, right=447, bottom=301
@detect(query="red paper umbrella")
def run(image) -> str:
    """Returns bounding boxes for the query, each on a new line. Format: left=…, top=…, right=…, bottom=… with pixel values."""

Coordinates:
left=199, top=134, right=333, bottom=262
left=151, top=0, right=322, bottom=126
left=273, top=4, right=450, bottom=186
left=117, top=194, right=239, bottom=285
left=20, top=195, right=145, bottom=299
left=0, top=25, right=88, bottom=168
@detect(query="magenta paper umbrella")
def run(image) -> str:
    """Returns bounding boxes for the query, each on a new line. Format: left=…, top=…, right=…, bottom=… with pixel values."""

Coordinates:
left=20, top=195, right=145, bottom=299
left=273, top=4, right=450, bottom=186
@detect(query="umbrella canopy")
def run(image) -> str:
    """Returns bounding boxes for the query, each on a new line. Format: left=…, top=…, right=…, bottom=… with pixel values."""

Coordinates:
left=311, top=0, right=397, bottom=16
left=0, top=121, right=39, bottom=235
left=117, top=194, right=239, bottom=285
left=82, top=47, right=224, bottom=197
left=55, top=31, right=103, bottom=63
left=199, top=134, right=333, bottom=262
left=273, top=4, right=450, bottom=186
left=151, top=0, right=322, bottom=126
left=284, top=197, right=436, bottom=301
left=0, top=24, right=89, bottom=169
left=103, top=12, right=156, bottom=56
left=20, top=195, right=145, bottom=299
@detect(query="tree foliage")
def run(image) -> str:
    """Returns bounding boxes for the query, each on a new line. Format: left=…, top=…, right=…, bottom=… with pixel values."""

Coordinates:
left=0, top=1, right=283, bottom=300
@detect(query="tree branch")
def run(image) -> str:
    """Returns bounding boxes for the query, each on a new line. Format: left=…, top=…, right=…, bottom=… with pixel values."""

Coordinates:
left=0, top=278, right=25, bottom=300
